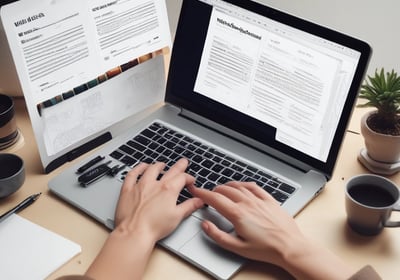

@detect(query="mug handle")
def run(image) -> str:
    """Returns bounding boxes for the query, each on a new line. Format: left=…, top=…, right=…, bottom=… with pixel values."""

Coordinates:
left=384, top=201, right=400, bottom=227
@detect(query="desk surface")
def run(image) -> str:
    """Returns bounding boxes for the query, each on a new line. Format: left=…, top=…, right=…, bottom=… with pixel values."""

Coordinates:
left=1, top=98, right=399, bottom=280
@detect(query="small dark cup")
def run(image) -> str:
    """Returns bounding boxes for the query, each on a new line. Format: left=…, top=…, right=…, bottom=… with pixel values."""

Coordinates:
left=345, top=174, right=400, bottom=235
left=0, top=153, right=25, bottom=198
left=0, top=93, right=19, bottom=149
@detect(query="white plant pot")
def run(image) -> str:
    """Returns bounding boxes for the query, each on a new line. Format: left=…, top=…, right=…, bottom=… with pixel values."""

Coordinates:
left=360, top=111, right=400, bottom=163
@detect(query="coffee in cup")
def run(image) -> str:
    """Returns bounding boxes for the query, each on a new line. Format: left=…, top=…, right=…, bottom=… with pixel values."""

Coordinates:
left=345, top=174, right=400, bottom=235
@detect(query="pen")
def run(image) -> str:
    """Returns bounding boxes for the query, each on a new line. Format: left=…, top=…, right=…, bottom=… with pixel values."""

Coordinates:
left=0, top=193, right=41, bottom=223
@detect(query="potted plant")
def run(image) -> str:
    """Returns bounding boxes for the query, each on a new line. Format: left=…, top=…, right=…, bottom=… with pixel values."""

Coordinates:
left=357, top=68, right=400, bottom=174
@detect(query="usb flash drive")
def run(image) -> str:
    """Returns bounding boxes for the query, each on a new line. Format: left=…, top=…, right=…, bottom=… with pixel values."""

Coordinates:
left=78, top=161, right=111, bottom=187
left=76, top=155, right=105, bottom=174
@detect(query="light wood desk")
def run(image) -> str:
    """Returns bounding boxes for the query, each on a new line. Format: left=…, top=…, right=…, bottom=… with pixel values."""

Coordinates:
left=1, top=98, right=400, bottom=280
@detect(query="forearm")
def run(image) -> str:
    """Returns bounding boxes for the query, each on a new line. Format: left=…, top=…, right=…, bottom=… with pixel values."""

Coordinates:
left=85, top=228, right=156, bottom=280
left=276, top=239, right=354, bottom=280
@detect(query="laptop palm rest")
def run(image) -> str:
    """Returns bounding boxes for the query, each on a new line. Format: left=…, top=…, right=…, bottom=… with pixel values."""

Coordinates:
left=160, top=210, right=245, bottom=280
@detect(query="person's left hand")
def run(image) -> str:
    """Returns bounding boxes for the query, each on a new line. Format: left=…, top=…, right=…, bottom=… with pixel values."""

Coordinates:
left=114, top=158, right=204, bottom=243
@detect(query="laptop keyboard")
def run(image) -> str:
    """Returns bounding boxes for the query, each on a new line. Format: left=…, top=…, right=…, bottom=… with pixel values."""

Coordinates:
left=109, top=122, right=296, bottom=204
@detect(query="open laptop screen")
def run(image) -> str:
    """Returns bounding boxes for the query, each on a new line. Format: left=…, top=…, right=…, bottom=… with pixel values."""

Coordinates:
left=166, top=0, right=371, bottom=177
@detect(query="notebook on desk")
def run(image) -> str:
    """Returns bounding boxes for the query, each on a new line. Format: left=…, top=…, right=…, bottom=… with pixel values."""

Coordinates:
left=49, top=0, right=371, bottom=279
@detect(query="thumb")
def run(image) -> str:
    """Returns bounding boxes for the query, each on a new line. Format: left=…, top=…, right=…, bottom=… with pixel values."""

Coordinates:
left=201, top=220, right=244, bottom=252
left=177, top=197, right=204, bottom=219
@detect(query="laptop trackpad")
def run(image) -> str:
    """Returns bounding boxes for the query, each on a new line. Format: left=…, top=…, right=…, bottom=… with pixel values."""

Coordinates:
left=192, top=207, right=234, bottom=233
left=160, top=216, right=203, bottom=249
left=179, top=231, right=246, bottom=280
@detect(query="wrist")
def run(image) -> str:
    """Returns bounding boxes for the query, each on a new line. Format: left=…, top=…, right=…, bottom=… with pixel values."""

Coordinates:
left=276, top=239, right=353, bottom=280
left=111, top=223, right=157, bottom=248
left=85, top=226, right=157, bottom=280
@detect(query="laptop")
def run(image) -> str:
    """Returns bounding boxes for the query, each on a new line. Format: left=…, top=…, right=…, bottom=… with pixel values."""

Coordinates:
left=49, top=0, right=371, bottom=279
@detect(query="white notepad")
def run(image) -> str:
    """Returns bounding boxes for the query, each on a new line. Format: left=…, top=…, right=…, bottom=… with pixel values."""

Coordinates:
left=0, top=214, right=81, bottom=280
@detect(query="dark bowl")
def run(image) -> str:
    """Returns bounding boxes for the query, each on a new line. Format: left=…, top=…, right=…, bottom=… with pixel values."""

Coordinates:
left=0, top=153, right=25, bottom=198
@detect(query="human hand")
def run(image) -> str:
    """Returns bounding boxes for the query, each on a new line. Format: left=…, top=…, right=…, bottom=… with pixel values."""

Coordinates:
left=188, top=182, right=306, bottom=266
left=114, top=158, right=204, bottom=243
left=85, top=159, right=204, bottom=280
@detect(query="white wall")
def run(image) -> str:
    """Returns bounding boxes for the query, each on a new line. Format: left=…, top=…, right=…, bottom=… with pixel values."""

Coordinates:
left=166, top=0, right=400, bottom=75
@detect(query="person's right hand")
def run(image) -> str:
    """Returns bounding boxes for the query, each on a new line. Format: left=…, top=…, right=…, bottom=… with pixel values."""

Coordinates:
left=189, top=182, right=355, bottom=280
left=188, top=181, right=306, bottom=266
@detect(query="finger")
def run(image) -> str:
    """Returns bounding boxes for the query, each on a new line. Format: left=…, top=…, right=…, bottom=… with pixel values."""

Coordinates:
left=176, top=197, right=204, bottom=219
left=122, top=162, right=149, bottom=188
left=201, top=220, right=244, bottom=252
left=188, top=186, right=238, bottom=221
left=164, top=172, right=196, bottom=195
left=115, top=163, right=149, bottom=225
left=162, top=158, right=189, bottom=180
left=226, top=181, right=272, bottom=200
left=212, top=184, right=250, bottom=203
left=139, top=161, right=165, bottom=182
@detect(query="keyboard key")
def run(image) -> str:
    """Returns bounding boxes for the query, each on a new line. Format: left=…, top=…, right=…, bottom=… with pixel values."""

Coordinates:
left=263, top=184, right=275, bottom=194
left=134, top=135, right=151, bottom=146
left=268, top=180, right=280, bottom=188
left=221, top=160, right=231, bottom=167
left=182, top=150, right=194, bottom=158
left=188, top=163, right=201, bottom=172
left=196, top=176, right=207, bottom=187
left=198, top=169, right=210, bottom=177
left=279, top=183, right=296, bottom=194
left=212, top=156, right=223, bottom=163
left=209, top=148, right=225, bottom=157
left=232, top=172, right=244, bottom=181
left=222, top=168, right=234, bottom=177
left=192, top=155, right=203, bottom=163
left=127, top=140, right=146, bottom=152
left=110, top=150, right=123, bottom=160
left=165, top=141, right=175, bottom=149
left=207, top=172, right=220, bottom=182
left=180, top=187, right=193, bottom=199
left=156, top=146, right=165, bottom=153
left=132, top=151, right=144, bottom=161
left=162, top=149, right=173, bottom=157
left=218, top=176, right=230, bottom=184
left=201, top=159, right=214, bottom=168
left=141, top=129, right=156, bottom=139
left=235, top=160, right=247, bottom=167
left=120, top=145, right=134, bottom=155
left=195, top=148, right=205, bottom=155
left=156, top=155, right=169, bottom=163
left=247, top=165, right=258, bottom=173
left=120, top=155, right=136, bottom=166
left=204, top=182, right=215, bottom=190
left=271, top=190, right=289, bottom=203
left=187, top=144, right=197, bottom=151
left=231, top=164, right=243, bottom=172
left=211, top=164, right=224, bottom=173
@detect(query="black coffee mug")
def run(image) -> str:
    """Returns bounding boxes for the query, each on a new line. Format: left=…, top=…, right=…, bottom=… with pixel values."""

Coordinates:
left=0, top=93, right=19, bottom=149
left=345, top=174, right=400, bottom=235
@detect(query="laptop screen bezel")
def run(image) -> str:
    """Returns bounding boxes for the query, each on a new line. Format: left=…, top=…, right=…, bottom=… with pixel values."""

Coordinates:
left=165, top=0, right=371, bottom=177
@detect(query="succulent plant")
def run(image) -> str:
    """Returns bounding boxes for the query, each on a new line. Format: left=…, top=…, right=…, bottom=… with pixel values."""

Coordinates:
left=358, top=68, right=400, bottom=135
